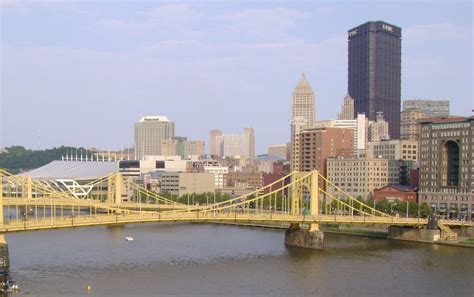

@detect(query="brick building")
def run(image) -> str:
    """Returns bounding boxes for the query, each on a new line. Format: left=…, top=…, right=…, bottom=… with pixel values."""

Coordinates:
left=373, top=185, right=417, bottom=202
left=298, top=127, right=354, bottom=179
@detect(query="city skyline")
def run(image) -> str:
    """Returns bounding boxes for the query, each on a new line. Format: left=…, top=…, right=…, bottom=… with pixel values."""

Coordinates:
left=1, top=1, right=472, bottom=154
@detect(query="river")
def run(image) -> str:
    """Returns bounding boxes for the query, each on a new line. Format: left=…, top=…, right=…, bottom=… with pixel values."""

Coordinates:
left=6, top=223, right=474, bottom=297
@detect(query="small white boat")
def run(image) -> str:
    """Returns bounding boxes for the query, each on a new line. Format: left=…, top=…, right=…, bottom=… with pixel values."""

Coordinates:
left=125, top=236, right=134, bottom=242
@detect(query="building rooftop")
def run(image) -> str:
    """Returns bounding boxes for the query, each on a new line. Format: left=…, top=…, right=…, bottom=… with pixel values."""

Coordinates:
left=255, top=154, right=284, bottom=161
left=418, top=116, right=469, bottom=124
left=138, top=116, right=170, bottom=122
left=294, top=73, right=312, bottom=90
left=18, top=160, right=118, bottom=180
left=375, top=184, right=417, bottom=192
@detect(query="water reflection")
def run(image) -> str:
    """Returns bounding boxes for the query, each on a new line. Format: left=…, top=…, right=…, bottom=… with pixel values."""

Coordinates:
left=5, top=223, right=474, bottom=297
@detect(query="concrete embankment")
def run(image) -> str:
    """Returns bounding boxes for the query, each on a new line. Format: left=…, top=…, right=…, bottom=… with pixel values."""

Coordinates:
left=207, top=221, right=474, bottom=248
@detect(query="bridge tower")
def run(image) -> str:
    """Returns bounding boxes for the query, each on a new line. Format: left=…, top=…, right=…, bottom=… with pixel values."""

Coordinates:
left=284, top=170, right=324, bottom=249
left=0, top=176, right=10, bottom=273
left=289, top=172, right=300, bottom=216
left=24, top=176, right=33, bottom=199
left=107, top=174, right=124, bottom=206
left=114, top=173, right=123, bottom=206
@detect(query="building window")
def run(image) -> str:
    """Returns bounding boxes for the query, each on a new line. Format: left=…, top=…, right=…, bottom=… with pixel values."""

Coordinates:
left=444, top=141, right=460, bottom=187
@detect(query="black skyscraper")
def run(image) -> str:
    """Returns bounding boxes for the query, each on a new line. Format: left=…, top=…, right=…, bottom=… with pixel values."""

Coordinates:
left=348, top=21, right=402, bottom=139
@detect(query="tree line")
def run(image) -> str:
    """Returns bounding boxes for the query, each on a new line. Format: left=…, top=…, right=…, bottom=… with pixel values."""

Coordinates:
left=157, top=191, right=433, bottom=218
left=0, top=146, right=88, bottom=174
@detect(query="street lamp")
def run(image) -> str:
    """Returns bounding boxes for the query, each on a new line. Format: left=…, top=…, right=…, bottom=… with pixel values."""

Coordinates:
left=406, top=201, right=409, bottom=219
left=391, top=203, right=397, bottom=214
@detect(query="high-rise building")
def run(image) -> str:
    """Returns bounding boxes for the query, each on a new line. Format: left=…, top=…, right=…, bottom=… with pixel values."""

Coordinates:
left=403, top=99, right=449, bottom=117
left=418, top=116, right=474, bottom=219
left=134, top=116, right=175, bottom=160
left=291, top=73, right=315, bottom=170
left=162, top=137, right=205, bottom=158
left=348, top=21, right=402, bottom=139
left=400, top=108, right=427, bottom=141
left=338, top=94, right=355, bottom=120
left=267, top=143, right=290, bottom=160
left=211, top=128, right=255, bottom=160
left=400, top=100, right=449, bottom=141
left=313, top=113, right=368, bottom=155
left=210, top=130, right=223, bottom=156
left=297, top=127, right=353, bottom=181
left=368, top=112, right=390, bottom=142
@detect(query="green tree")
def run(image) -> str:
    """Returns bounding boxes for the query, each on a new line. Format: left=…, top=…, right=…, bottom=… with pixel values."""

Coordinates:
left=0, top=145, right=91, bottom=173
left=419, top=202, right=433, bottom=217
left=375, top=198, right=391, bottom=214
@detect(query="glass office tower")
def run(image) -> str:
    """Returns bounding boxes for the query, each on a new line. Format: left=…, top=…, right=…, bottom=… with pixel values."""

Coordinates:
left=348, top=21, right=402, bottom=139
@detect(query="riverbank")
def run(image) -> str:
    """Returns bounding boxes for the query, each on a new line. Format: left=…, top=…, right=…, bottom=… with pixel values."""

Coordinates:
left=208, top=221, right=474, bottom=248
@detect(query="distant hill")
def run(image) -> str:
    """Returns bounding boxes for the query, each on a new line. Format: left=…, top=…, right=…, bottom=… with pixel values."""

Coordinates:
left=0, top=146, right=89, bottom=174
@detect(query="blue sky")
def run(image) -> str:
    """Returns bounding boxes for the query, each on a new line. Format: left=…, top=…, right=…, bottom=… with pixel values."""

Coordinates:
left=1, top=0, right=472, bottom=154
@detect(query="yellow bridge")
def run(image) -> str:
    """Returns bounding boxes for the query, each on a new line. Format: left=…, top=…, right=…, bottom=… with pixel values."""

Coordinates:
left=0, top=169, right=471, bottom=257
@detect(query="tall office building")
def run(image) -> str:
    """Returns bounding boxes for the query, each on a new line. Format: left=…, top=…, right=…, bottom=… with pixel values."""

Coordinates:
left=312, top=113, right=368, bottom=155
left=161, top=137, right=205, bottom=158
left=368, top=112, right=390, bottom=142
left=298, top=127, right=353, bottom=176
left=211, top=128, right=255, bottom=160
left=134, top=116, right=175, bottom=160
left=400, top=100, right=449, bottom=141
left=338, top=94, right=355, bottom=120
left=291, top=73, right=315, bottom=170
left=267, top=143, right=290, bottom=160
left=209, top=130, right=223, bottom=156
left=403, top=99, right=449, bottom=117
left=348, top=21, right=402, bottom=139
left=400, top=108, right=427, bottom=141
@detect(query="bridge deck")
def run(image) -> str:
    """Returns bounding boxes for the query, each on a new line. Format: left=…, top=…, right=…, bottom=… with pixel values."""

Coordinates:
left=1, top=212, right=470, bottom=233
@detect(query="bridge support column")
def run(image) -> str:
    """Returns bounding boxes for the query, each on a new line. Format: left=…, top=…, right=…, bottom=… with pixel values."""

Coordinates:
left=285, top=223, right=324, bottom=249
left=25, top=176, right=32, bottom=199
left=0, top=187, right=8, bottom=274
left=285, top=171, right=324, bottom=249
left=309, top=170, right=320, bottom=232
left=387, top=226, right=440, bottom=243
left=0, top=234, right=9, bottom=274
left=114, top=174, right=123, bottom=206
left=289, top=172, right=299, bottom=216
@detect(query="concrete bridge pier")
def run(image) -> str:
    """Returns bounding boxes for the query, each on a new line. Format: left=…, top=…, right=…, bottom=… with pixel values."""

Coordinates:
left=284, top=171, right=324, bottom=249
left=0, top=234, right=9, bottom=274
left=0, top=179, right=9, bottom=274
left=285, top=223, right=324, bottom=249
left=387, top=226, right=440, bottom=243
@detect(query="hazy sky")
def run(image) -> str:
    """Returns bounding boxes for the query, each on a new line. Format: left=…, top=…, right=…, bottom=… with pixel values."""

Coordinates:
left=1, top=0, right=472, bottom=154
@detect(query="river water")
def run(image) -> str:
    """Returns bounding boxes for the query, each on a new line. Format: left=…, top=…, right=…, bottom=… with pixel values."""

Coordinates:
left=5, top=223, right=474, bottom=297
